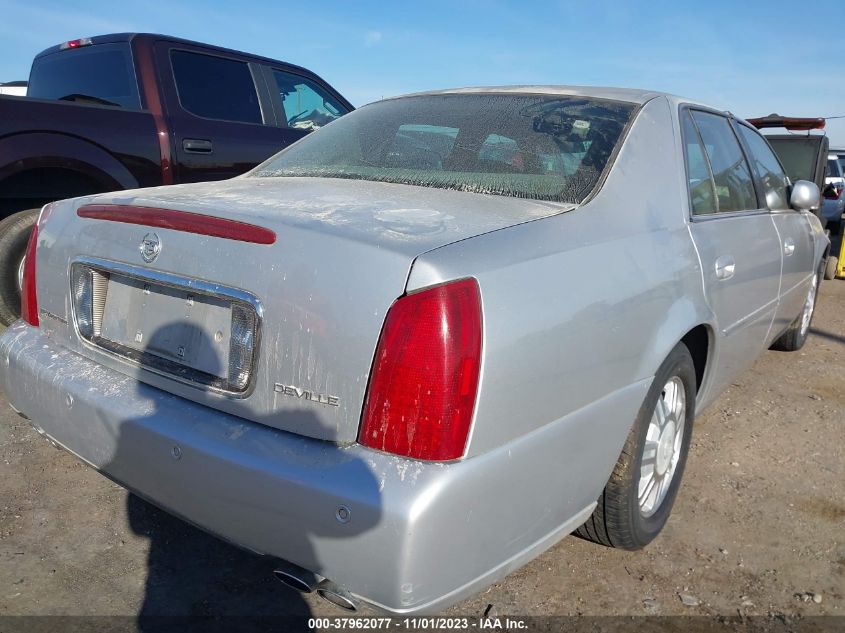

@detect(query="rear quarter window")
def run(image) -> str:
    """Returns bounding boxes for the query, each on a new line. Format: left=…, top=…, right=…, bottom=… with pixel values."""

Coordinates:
left=27, top=43, right=140, bottom=109
left=681, top=111, right=717, bottom=215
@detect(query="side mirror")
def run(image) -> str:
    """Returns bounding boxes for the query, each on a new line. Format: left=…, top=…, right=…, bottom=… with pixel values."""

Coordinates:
left=790, top=180, right=820, bottom=212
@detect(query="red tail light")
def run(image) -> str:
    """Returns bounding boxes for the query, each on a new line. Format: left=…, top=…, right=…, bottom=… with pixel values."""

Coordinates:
left=21, top=222, right=39, bottom=327
left=359, top=278, right=482, bottom=461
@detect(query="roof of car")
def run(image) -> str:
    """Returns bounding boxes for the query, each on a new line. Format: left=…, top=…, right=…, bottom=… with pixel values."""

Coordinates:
left=391, top=85, right=701, bottom=107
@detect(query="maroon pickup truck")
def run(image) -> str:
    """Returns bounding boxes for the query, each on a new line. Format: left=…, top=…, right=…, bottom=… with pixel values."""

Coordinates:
left=0, top=33, right=353, bottom=324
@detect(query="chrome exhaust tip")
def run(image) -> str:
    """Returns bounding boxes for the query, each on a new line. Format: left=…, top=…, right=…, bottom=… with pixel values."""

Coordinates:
left=315, top=579, right=359, bottom=612
left=272, top=561, right=323, bottom=594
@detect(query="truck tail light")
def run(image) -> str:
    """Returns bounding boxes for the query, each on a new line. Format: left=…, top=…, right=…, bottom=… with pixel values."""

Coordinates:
left=60, top=38, right=93, bottom=50
left=359, top=278, right=482, bottom=461
left=21, top=222, right=39, bottom=327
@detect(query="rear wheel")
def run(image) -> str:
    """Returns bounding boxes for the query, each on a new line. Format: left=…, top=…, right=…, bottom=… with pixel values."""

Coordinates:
left=0, top=209, right=38, bottom=326
left=771, top=271, right=820, bottom=351
left=575, top=342, right=696, bottom=550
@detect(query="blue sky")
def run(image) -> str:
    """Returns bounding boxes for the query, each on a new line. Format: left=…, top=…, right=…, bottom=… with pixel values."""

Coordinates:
left=2, top=0, right=844, bottom=144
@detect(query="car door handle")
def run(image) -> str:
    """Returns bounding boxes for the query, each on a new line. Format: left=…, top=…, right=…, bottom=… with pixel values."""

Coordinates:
left=182, top=138, right=213, bottom=153
left=783, top=238, right=795, bottom=256
left=714, top=255, right=736, bottom=280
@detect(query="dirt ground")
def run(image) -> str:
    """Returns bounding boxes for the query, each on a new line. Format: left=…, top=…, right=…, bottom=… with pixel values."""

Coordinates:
left=0, top=279, right=843, bottom=627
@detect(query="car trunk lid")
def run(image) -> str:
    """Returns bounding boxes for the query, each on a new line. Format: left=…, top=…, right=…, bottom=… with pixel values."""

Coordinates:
left=35, top=176, right=567, bottom=443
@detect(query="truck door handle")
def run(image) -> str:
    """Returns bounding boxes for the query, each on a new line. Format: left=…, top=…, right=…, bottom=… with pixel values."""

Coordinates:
left=183, top=138, right=213, bottom=153
left=715, top=255, right=736, bottom=281
left=784, top=238, right=795, bottom=256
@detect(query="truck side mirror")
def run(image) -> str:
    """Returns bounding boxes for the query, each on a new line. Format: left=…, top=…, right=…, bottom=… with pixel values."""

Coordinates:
left=790, top=180, right=820, bottom=212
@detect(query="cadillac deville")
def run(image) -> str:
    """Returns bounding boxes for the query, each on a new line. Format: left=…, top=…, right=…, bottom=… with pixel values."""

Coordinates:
left=0, top=86, right=828, bottom=614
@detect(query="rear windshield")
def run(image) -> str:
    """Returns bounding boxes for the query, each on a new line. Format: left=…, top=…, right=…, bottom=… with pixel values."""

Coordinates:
left=28, top=43, right=140, bottom=109
left=765, top=137, right=823, bottom=183
left=252, top=94, right=636, bottom=203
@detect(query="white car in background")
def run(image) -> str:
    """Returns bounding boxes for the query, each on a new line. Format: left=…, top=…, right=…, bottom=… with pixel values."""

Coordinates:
left=0, top=81, right=27, bottom=96
left=823, top=153, right=845, bottom=234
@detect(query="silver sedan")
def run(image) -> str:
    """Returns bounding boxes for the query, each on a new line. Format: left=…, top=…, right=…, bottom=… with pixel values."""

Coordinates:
left=0, top=86, right=828, bottom=614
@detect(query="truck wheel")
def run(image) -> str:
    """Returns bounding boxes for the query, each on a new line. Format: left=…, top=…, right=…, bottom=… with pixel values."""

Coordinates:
left=825, top=255, right=838, bottom=281
left=0, top=209, right=38, bottom=326
left=771, top=271, right=820, bottom=352
left=575, top=342, right=696, bottom=550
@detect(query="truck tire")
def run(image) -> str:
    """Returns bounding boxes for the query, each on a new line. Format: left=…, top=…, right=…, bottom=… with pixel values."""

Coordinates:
left=575, top=342, right=696, bottom=550
left=0, top=209, right=38, bottom=326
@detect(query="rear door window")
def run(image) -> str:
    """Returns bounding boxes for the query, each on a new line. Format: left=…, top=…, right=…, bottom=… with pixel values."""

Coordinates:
left=171, top=50, right=262, bottom=124
left=691, top=111, right=758, bottom=213
left=735, top=124, right=790, bottom=210
left=271, top=70, right=348, bottom=130
left=27, top=43, right=140, bottom=109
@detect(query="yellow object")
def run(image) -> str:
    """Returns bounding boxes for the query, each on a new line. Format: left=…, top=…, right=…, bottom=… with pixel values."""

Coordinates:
left=837, top=239, right=845, bottom=279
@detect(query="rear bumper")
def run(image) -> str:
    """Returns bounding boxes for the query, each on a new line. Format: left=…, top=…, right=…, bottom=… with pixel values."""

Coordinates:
left=0, top=323, right=647, bottom=614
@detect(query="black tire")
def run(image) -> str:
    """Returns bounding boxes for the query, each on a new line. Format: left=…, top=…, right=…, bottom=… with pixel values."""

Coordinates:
left=828, top=218, right=842, bottom=236
left=770, top=271, right=820, bottom=352
left=825, top=255, right=838, bottom=281
left=0, top=209, right=38, bottom=326
left=575, top=342, right=696, bottom=550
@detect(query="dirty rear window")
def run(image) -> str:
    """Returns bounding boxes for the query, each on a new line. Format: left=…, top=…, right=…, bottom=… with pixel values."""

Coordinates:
left=251, top=94, right=636, bottom=203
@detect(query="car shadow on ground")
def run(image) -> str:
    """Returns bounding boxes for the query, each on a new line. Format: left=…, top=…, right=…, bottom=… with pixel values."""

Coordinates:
left=98, top=321, right=382, bottom=632
left=126, top=493, right=314, bottom=631
left=809, top=326, right=845, bottom=345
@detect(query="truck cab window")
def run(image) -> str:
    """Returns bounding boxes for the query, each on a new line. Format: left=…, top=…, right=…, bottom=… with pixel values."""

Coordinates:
left=272, top=70, right=348, bottom=130
left=27, top=43, right=140, bottom=109
left=171, top=50, right=262, bottom=124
